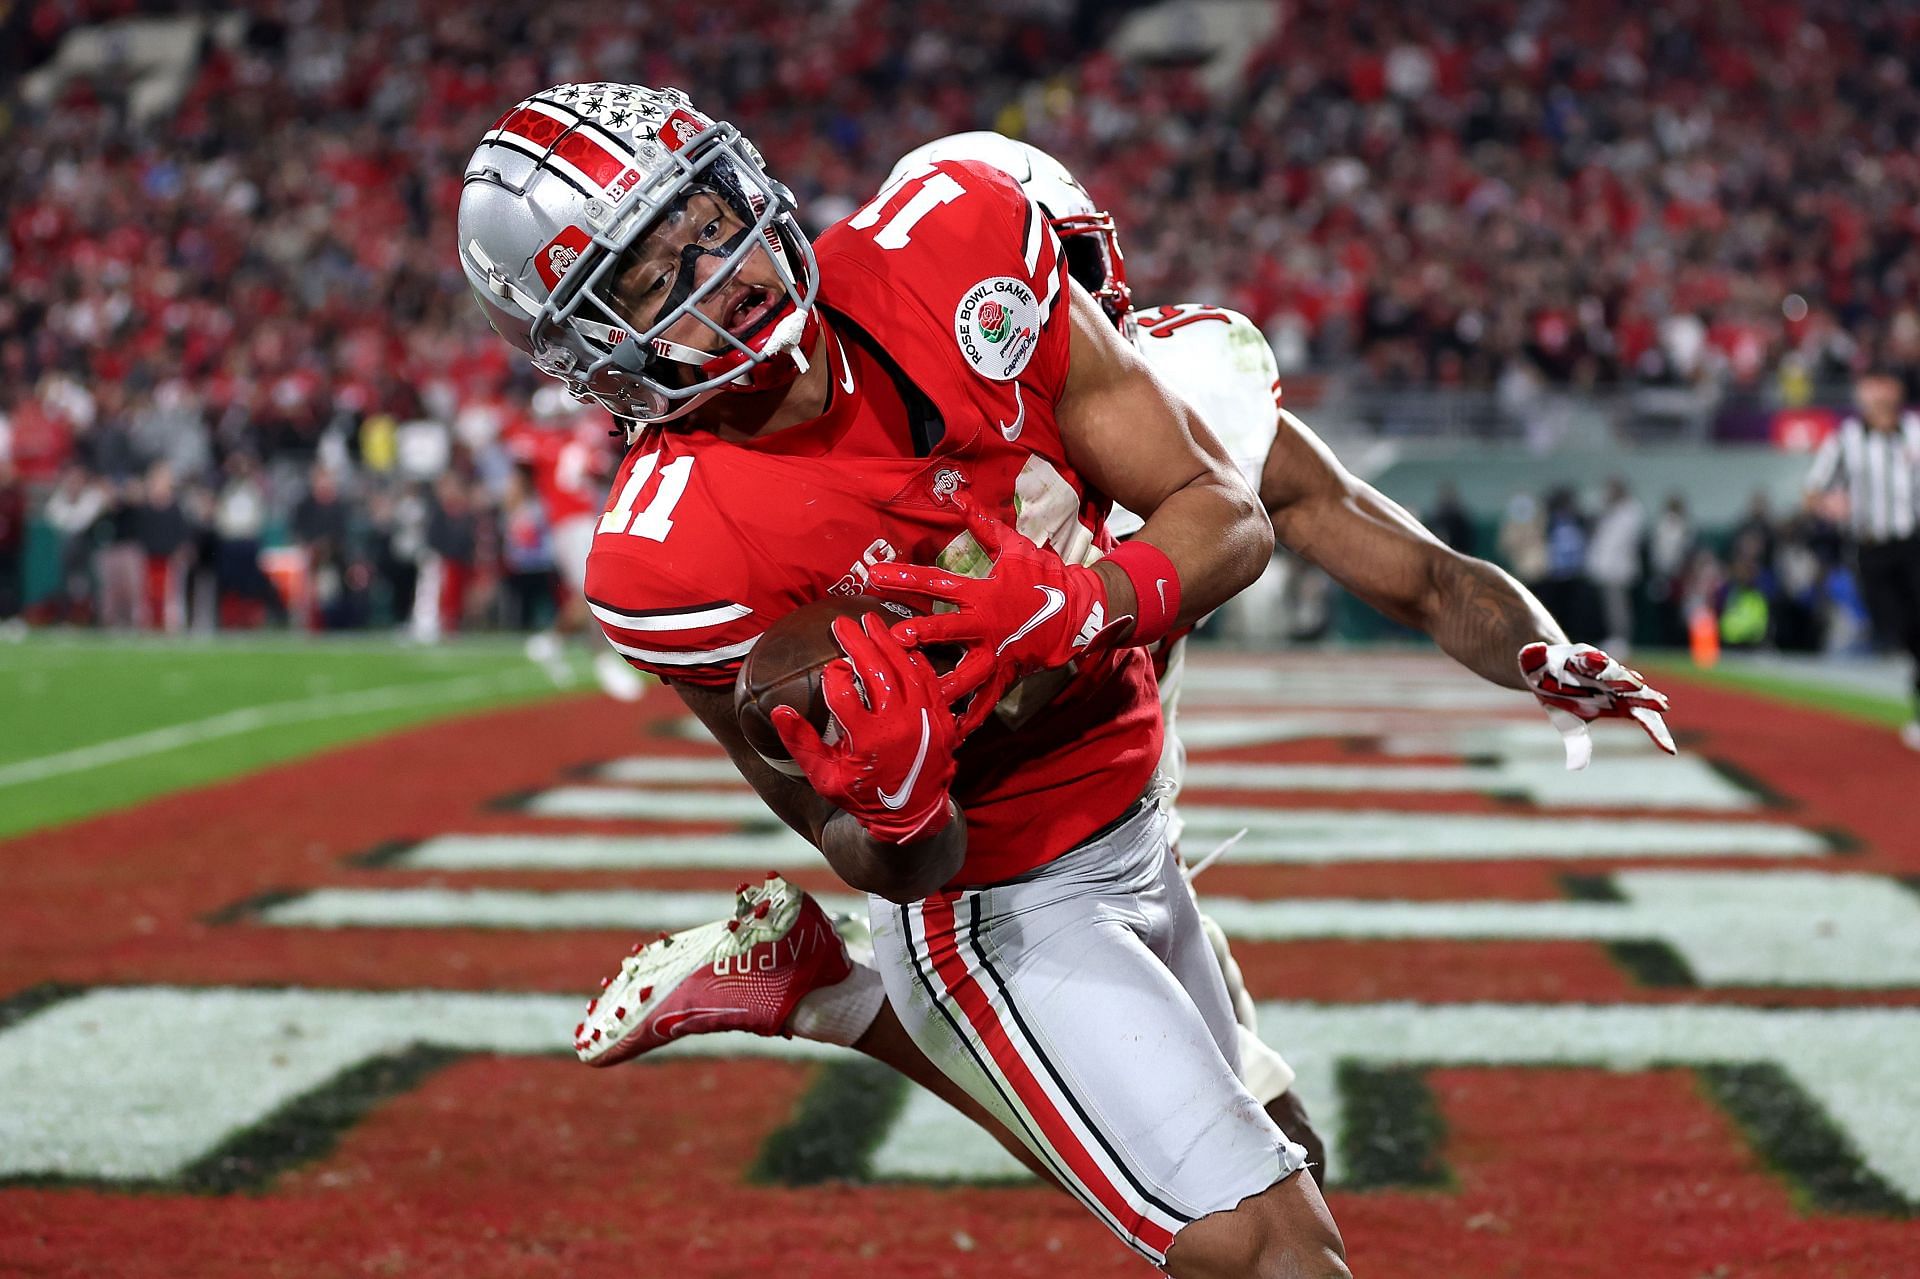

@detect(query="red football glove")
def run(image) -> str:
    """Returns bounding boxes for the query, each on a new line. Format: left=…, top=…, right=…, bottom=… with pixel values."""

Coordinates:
left=771, top=613, right=959, bottom=844
left=1518, top=641, right=1677, bottom=770
left=866, top=500, right=1127, bottom=738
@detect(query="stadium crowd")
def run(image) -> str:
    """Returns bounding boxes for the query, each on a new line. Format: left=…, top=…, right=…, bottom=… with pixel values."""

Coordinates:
left=3, top=0, right=1918, bottom=639
left=1426, top=481, right=1870, bottom=660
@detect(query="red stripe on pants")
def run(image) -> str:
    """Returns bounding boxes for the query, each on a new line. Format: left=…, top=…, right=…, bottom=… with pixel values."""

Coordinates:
left=919, top=893, right=1175, bottom=1256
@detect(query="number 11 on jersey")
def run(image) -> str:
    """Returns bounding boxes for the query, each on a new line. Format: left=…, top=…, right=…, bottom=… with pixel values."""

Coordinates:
left=849, top=165, right=966, bottom=250
left=599, top=452, right=694, bottom=542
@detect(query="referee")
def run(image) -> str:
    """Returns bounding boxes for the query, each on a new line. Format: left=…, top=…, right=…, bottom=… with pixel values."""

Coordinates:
left=1806, top=368, right=1920, bottom=749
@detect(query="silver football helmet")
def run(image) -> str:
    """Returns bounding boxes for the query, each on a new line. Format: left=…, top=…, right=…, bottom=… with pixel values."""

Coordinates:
left=459, top=84, right=819, bottom=430
left=888, top=131, right=1132, bottom=334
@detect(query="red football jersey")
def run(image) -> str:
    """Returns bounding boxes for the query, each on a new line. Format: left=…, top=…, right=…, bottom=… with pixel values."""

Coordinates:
left=504, top=415, right=611, bottom=524
left=584, top=160, right=1162, bottom=886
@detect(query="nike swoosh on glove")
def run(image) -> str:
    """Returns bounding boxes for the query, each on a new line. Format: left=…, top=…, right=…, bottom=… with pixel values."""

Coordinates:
left=866, top=498, right=1129, bottom=739
left=771, top=613, right=960, bottom=843
left=1518, top=641, right=1677, bottom=770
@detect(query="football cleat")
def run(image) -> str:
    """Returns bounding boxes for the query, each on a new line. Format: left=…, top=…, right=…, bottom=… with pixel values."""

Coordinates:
left=575, top=875, right=853, bottom=1067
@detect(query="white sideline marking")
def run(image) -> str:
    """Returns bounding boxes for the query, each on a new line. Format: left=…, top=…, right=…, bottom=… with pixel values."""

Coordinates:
left=396, top=832, right=817, bottom=871
left=1174, top=713, right=1662, bottom=756
left=0, top=668, right=574, bottom=789
left=513, top=788, right=1825, bottom=859
left=875, top=1001, right=1920, bottom=1195
left=1179, top=757, right=1756, bottom=809
left=525, top=787, right=770, bottom=821
left=584, top=753, right=1753, bottom=810
left=1175, top=808, right=1824, bottom=860
left=256, top=873, right=1915, bottom=986
left=0, top=986, right=831, bottom=1180
left=15, top=987, right=1917, bottom=1195
left=591, top=756, right=744, bottom=784
left=259, top=886, right=868, bottom=932
left=393, top=821, right=1816, bottom=873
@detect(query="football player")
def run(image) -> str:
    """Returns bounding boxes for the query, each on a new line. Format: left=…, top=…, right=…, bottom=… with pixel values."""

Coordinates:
left=504, top=391, right=647, bottom=700
left=461, top=83, right=1348, bottom=1275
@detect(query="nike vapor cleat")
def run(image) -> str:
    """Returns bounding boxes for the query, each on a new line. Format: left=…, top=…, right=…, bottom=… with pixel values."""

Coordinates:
left=575, top=874, right=852, bottom=1067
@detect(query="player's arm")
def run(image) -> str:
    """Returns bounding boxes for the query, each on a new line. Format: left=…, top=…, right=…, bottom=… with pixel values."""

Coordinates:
left=1260, top=408, right=1674, bottom=765
left=1057, top=285, right=1275, bottom=632
left=668, top=679, right=966, bottom=904
left=1258, top=407, right=1561, bottom=690
left=875, top=282, right=1273, bottom=734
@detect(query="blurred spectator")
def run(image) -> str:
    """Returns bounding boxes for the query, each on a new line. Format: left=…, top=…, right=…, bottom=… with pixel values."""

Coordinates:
left=1720, top=544, right=1774, bottom=650
left=417, top=474, right=478, bottom=640
left=1424, top=483, right=1475, bottom=556
left=1586, top=478, right=1644, bottom=653
left=292, top=466, right=351, bottom=570
left=1538, top=488, right=1593, bottom=638
left=1731, top=494, right=1778, bottom=568
left=1496, top=494, right=1547, bottom=586
left=371, top=482, right=430, bottom=629
left=132, top=461, right=193, bottom=631
left=499, top=466, right=556, bottom=632
left=1772, top=514, right=1827, bottom=653
left=213, top=453, right=285, bottom=627
left=1645, top=494, right=1695, bottom=648
left=0, top=462, right=24, bottom=619
left=42, top=465, right=107, bottom=623
left=96, top=479, right=145, bottom=630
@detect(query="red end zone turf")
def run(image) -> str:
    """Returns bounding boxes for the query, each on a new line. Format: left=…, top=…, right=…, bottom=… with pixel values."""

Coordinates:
left=0, top=656, right=1914, bottom=1278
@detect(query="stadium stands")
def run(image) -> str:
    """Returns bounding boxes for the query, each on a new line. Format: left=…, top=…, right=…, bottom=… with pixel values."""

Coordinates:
left=1, top=0, right=1911, bottom=645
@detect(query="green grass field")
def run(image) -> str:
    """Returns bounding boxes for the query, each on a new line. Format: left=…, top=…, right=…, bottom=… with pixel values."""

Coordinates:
left=0, top=635, right=1907, bottom=846
left=1640, top=654, right=1913, bottom=729
left=0, top=634, right=593, bottom=840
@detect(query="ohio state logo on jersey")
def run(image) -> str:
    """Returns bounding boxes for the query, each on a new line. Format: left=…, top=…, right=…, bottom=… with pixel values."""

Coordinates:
left=954, top=276, right=1042, bottom=381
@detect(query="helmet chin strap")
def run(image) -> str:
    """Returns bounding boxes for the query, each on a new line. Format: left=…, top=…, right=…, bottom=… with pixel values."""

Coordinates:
left=652, top=303, right=812, bottom=381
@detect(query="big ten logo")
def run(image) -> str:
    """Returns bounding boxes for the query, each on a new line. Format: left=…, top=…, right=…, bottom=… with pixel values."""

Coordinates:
left=828, top=537, right=898, bottom=597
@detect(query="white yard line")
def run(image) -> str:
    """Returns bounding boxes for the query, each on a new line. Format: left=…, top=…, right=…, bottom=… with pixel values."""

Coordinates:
left=0, top=667, right=575, bottom=789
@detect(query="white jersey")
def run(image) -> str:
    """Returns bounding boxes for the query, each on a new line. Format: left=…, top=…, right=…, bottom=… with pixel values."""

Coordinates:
left=1109, top=303, right=1284, bottom=845
left=1110, top=303, right=1282, bottom=538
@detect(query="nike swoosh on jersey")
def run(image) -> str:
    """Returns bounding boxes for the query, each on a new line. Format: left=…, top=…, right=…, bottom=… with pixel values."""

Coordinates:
left=996, top=584, right=1065, bottom=657
left=997, top=383, right=1026, bottom=441
left=877, top=707, right=932, bottom=811
left=831, top=328, right=856, bottom=394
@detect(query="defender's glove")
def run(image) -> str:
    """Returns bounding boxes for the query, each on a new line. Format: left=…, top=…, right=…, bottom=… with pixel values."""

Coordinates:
left=1519, top=641, right=1677, bottom=770
left=771, top=613, right=959, bottom=844
left=867, top=500, right=1127, bottom=739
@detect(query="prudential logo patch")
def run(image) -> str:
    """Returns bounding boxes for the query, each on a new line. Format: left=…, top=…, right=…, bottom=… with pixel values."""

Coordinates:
left=954, top=276, right=1042, bottom=381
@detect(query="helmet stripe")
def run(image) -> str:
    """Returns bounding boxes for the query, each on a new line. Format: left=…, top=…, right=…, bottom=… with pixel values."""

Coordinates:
left=493, top=106, right=628, bottom=189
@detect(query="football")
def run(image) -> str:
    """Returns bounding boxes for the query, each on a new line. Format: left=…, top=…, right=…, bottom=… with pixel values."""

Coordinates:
left=732, top=594, right=915, bottom=767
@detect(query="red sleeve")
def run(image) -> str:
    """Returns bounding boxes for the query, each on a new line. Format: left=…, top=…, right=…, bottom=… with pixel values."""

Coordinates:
left=584, top=545, right=762, bottom=689
left=818, top=158, right=1074, bottom=403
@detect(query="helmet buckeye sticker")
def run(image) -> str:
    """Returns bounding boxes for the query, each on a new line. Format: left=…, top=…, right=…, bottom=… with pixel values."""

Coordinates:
left=660, top=107, right=712, bottom=154
left=953, top=276, right=1043, bottom=381
left=534, top=225, right=594, bottom=291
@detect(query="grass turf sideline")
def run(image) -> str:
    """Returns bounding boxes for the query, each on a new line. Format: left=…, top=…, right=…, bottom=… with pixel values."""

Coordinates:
left=0, top=634, right=590, bottom=840
left=1640, top=655, right=1912, bottom=730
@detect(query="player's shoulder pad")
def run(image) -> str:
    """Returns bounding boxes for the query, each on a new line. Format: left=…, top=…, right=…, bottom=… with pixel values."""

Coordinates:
left=1135, top=301, right=1281, bottom=396
left=817, top=158, right=1067, bottom=384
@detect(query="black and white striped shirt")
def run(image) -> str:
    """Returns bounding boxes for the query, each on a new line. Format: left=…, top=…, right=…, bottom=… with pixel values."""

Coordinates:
left=1806, top=412, right=1920, bottom=543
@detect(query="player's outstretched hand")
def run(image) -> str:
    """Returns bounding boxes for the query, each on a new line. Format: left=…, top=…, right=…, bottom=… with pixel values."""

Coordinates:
left=1518, top=641, right=1676, bottom=771
left=771, top=613, right=959, bottom=843
left=867, top=499, right=1123, bottom=738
